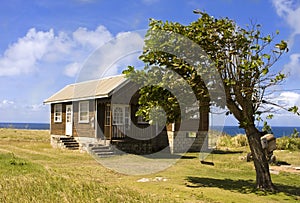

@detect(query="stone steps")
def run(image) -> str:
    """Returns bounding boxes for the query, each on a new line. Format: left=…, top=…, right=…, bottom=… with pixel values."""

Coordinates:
left=59, top=136, right=79, bottom=150
left=88, top=144, right=115, bottom=158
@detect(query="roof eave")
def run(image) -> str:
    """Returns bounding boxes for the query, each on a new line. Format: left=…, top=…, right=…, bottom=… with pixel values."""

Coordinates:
left=43, top=94, right=110, bottom=104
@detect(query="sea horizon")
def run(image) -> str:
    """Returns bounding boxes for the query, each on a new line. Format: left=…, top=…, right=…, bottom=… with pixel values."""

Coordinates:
left=0, top=122, right=299, bottom=138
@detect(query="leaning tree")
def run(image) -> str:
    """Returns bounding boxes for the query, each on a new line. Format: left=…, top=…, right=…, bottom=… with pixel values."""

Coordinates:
left=124, top=11, right=297, bottom=190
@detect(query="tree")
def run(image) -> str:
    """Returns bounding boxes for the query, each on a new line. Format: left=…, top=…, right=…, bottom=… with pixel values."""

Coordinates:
left=123, top=11, right=295, bottom=190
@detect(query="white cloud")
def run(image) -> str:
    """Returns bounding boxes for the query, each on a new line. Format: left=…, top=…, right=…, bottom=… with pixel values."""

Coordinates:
left=262, top=91, right=300, bottom=113
left=43, top=31, right=74, bottom=62
left=0, top=28, right=78, bottom=77
left=75, top=31, right=145, bottom=81
left=272, top=0, right=300, bottom=43
left=283, top=53, right=300, bottom=76
left=0, top=24, right=144, bottom=79
left=0, top=28, right=55, bottom=76
left=0, top=102, right=49, bottom=123
left=64, top=62, right=82, bottom=77
left=26, top=104, right=47, bottom=112
left=73, top=25, right=113, bottom=49
left=258, top=91, right=300, bottom=126
left=0, top=99, right=15, bottom=109
left=277, top=91, right=300, bottom=107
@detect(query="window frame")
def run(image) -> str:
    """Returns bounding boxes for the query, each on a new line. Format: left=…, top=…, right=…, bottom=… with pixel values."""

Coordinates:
left=112, top=105, right=130, bottom=128
left=54, top=104, right=62, bottom=123
left=113, top=106, right=124, bottom=125
left=78, top=101, right=89, bottom=123
left=105, top=104, right=111, bottom=126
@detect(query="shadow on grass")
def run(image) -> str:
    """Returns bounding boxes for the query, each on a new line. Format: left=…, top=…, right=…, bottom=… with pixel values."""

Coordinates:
left=186, top=177, right=300, bottom=197
left=211, top=150, right=244, bottom=154
left=142, top=154, right=197, bottom=159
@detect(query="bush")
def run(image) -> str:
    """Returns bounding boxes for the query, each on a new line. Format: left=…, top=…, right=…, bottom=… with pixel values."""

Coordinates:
left=276, top=136, right=300, bottom=151
left=216, top=134, right=248, bottom=148
left=216, top=134, right=233, bottom=147
left=232, top=134, right=248, bottom=147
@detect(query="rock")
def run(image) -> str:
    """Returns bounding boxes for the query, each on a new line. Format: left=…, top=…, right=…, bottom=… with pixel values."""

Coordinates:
left=137, top=177, right=168, bottom=182
left=154, top=177, right=167, bottom=182
left=137, top=178, right=150, bottom=182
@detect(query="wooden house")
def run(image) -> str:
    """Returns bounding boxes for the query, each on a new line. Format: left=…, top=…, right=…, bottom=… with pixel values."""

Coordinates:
left=44, top=75, right=209, bottom=155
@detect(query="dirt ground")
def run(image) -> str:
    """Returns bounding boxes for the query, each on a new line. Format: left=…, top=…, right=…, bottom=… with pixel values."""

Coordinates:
left=270, top=165, right=300, bottom=174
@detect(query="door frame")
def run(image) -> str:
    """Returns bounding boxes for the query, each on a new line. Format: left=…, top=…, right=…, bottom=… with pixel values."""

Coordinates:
left=65, top=104, right=73, bottom=136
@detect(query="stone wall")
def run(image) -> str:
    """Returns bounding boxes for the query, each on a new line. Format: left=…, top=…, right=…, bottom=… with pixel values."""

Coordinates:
left=167, top=131, right=208, bottom=154
left=112, top=130, right=169, bottom=155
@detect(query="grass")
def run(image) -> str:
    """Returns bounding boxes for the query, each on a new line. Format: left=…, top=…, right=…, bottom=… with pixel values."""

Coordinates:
left=0, top=128, right=299, bottom=202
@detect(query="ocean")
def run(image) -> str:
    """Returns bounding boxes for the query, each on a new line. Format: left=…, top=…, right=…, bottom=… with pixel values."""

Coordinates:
left=0, top=122, right=299, bottom=138
left=0, top=122, right=50, bottom=130
left=211, top=126, right=300, bottom=138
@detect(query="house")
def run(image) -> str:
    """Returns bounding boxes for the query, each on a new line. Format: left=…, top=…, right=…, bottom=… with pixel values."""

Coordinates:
left=44, top=74, right=209, bottom=155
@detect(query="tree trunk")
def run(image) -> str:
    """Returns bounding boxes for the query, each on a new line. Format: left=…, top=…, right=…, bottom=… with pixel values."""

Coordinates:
left=245, top=125, right=275, bottom=191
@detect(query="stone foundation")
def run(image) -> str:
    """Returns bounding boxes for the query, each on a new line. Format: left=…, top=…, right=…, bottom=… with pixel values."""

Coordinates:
left=167, top=131, right=208, bottom=154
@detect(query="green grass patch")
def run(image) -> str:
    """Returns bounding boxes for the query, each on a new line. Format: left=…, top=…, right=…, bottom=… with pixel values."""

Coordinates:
left=0, top=129, right=299, bottom=202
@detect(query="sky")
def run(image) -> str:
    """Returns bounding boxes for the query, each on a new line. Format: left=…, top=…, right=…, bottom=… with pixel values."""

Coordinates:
left=0, top=0, right=300, bottom=127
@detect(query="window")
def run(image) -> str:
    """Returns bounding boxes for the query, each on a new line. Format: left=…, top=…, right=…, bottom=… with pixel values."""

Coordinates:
left=112, top=105, right=130, bottom=128
left=186, top=132, right=197, bottom=138
left=113, top=106, right=123, bottom=125
left=125, top=106, right=130, bottom=129
left=54, top=104, right=62, bottom=123
left=105, top=104, right=111, bottom=125
left=79, top=101, right=89, bottom=123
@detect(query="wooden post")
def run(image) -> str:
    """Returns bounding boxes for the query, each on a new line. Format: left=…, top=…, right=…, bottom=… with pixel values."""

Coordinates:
left=110, top=105, right=112, bottom=142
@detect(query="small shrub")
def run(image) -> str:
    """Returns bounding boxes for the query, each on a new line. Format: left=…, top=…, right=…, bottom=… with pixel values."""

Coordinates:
left=232, top=134, right=248, bottom=147
left=276, top=136, right=300, bottom=151
left=290, top=128, right=299, bottom=138
left=217, top=134, right=248, bottom=148
left=217, top=134, right=233, bottom=147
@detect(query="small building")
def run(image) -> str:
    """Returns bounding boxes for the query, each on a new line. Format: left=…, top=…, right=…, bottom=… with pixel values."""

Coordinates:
left=44, top=74, right=209, bottom=154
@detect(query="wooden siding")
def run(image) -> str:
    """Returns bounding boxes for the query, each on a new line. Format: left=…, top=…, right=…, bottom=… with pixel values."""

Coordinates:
left=73, top=100, right=96, bottom=138
left=51, top=103, right=66, bottom=135
left=50, top=102, right=78, bottom=136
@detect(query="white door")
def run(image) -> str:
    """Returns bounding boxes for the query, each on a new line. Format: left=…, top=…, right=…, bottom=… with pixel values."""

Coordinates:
left=65, top=105, right=73, bottom=136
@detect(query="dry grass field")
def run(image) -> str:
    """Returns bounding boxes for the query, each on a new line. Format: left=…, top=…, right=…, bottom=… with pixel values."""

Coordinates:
left=0, top=128, right=299, bottom=202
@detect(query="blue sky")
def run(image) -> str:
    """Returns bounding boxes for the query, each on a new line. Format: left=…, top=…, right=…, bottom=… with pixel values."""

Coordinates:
left=0, top=0, right=300, bottom=126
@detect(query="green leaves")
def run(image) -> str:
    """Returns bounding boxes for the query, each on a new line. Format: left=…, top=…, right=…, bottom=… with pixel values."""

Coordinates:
left=262, top=53, right=271, bottom=60
left=275, top=40, right=288, bottom=52
left=122, top=66, right=134, bottom=75
left=261, top=68, right=269, bottom=76
left=270, top=72, right=286, bottom=83
left=123, top=10, right=290, bottom=129
left=224, top=78, right=236, bottom=86
left=288, top=106, right=300, bottom=116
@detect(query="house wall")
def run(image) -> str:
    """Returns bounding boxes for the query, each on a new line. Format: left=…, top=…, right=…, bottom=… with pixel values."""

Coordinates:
left=166, top=119, right=209, bottom=153
left=50, top=103, right=66, bottom=135
left=50, top=102, right=78, bottom=136
left=73, top=100, right=96, bottom=138
left=48, top=79, right=209, bottom=154
left=112, top=129, right=169, bottom=155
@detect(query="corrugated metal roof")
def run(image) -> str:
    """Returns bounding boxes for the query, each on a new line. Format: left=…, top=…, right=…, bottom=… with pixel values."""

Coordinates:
left=44, top=75, right=128, bottom=104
